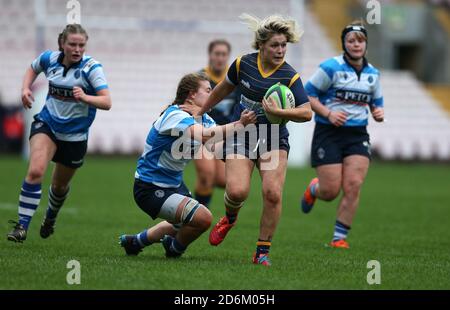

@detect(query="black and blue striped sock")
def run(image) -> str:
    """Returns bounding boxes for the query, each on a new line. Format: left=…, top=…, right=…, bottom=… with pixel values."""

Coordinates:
left=136, top=230, right=152, bottom=248
left=45, top=187, right=69, bottom=221
left=333, top=220, right=351, bottom=241
left=18, top=181, right=42, bottom=230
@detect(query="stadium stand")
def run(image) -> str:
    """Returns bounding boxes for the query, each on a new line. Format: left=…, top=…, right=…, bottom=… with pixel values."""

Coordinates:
left=0, top=0, right=448, bottom=160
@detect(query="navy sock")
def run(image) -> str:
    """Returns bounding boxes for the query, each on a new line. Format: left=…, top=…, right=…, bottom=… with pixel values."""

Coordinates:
left=18, top=181, right=42, bottom=230
left=170, top=238, right=187, bottom=254
left=256, top=239, right=271, bottom=256
left=195, top=191, right=212, bottom=208
left=226, top=211, right=237, bottom=224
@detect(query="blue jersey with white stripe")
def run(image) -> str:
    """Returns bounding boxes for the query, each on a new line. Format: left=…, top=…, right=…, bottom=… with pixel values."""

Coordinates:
left=305, top=54, right=383, bottom=126
left=226, top=52, right=309, bottom=137
left=135, top=105, right=216, bottom=188
left=31, top=50, right=108, bottom=141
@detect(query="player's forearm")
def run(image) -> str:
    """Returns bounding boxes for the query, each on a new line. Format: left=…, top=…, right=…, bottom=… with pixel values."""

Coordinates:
left=82, top=94, right=112, bottom=110
left=22, top=67, right=38, bottom=91
left=202, top=120, right=243, bottom=143
left=200, top=80, right=235, bottom=115
left=276, top=103, right=313, bottom=123
left=309, top=96, right=329, bottom=118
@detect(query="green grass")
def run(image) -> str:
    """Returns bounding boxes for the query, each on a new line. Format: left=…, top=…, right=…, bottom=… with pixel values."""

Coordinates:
left=0, top=156, right=449, bottom=289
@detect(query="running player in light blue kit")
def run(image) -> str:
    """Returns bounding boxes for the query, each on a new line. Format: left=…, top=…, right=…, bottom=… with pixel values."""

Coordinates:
left=7, top=24, right=111, bottom=243
left=119, top=73, right=256, bottom=258
left=300, top=21, right=384, bottom=249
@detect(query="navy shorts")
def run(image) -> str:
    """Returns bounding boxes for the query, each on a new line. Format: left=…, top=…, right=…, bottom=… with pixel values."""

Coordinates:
left=29, top=117, right=87, bottom=169
left=223, top=124, right=290, bottom=162
left=133, top=179, right=192, bottom=220
left=311, top=123, right=371, bottom=167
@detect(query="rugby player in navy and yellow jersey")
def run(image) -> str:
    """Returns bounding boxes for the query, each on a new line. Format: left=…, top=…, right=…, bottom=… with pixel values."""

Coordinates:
left=193, top=40, right=240, bottom=209
left=300, top=21, right=384, bottom=249
left=7, top=24, right=111, bottom=243
left=192, top=14, right=312, bottom=266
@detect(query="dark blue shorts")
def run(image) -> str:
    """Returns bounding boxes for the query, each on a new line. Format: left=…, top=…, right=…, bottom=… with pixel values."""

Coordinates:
left=311, top=123, right=371, bottom=167
left=133, top=179, right=192, bottom=220
left=29, top=117, right=87, bottom=169
left=223, top=124, right=290, bottom=162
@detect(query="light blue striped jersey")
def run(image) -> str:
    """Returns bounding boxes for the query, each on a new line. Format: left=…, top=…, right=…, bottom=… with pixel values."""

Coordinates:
left=135, top=105, right=216, bottom=188
left=305, top=54, right=383, bottom=126
left=31, top=50, right=108, bottom=141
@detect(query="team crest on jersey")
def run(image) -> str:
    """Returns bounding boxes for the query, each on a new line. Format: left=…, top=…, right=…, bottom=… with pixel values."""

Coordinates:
left=74, top=69, right=81, bottom=79
left=343, top=73, right=348, bottom=80
left=155, top=190, right=165, bottom=198
left=368, top=76, right=373, bottom=84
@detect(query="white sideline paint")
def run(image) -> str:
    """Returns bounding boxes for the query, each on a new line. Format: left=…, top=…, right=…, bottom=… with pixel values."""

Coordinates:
left=0, top=202, right=79, bottom=214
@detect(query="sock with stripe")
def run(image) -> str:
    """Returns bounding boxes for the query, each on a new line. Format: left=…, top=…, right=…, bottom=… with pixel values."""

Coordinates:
left=333, top=220, right=351, bottom=241
left=45, top=186, right=69, bottom=221
left=170, top=237, right=187, bottom=255
left=18, top=181, right=42, bottom=230
left=255, top=239, right=271, bottom=257
left=135, top=229, right=152, bottom=248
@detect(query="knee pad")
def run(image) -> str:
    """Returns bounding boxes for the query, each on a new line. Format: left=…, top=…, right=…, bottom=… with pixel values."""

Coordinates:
left=158, top=194, right=200, bottom=225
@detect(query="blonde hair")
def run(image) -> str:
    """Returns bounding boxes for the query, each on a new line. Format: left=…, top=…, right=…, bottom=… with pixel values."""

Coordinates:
left=239, top=13, right=303, bottom=50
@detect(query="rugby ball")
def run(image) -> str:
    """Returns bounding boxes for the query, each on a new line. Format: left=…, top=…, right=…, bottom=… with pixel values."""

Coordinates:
left=264, top=83, right=295, bottom=125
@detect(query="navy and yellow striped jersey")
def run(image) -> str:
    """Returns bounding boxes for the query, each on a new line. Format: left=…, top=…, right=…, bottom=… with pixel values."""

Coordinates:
left=226, top=52, right=308, bottom=137
left=199, top=67, right=240, bottom=125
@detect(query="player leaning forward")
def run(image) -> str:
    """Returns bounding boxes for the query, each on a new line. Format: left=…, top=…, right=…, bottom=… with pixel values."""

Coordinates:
left=7, top=24, right=111, bottom=242
left=191, top=14, right=312, bottom=266
left=119, top=73, right=256, bottom=258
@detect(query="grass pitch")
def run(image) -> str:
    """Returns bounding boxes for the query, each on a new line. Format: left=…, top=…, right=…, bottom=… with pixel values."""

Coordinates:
left=1, top=156, right=449, bottom=289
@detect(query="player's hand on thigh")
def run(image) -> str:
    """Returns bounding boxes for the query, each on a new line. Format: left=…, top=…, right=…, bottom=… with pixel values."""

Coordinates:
left=328, top=111, right=347, bottom=127
left=22, top=88, right=34, bottom=109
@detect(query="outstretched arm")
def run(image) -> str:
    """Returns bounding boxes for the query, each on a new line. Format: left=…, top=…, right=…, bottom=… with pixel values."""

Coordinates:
left=189, top=110, right=256, bottom=144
